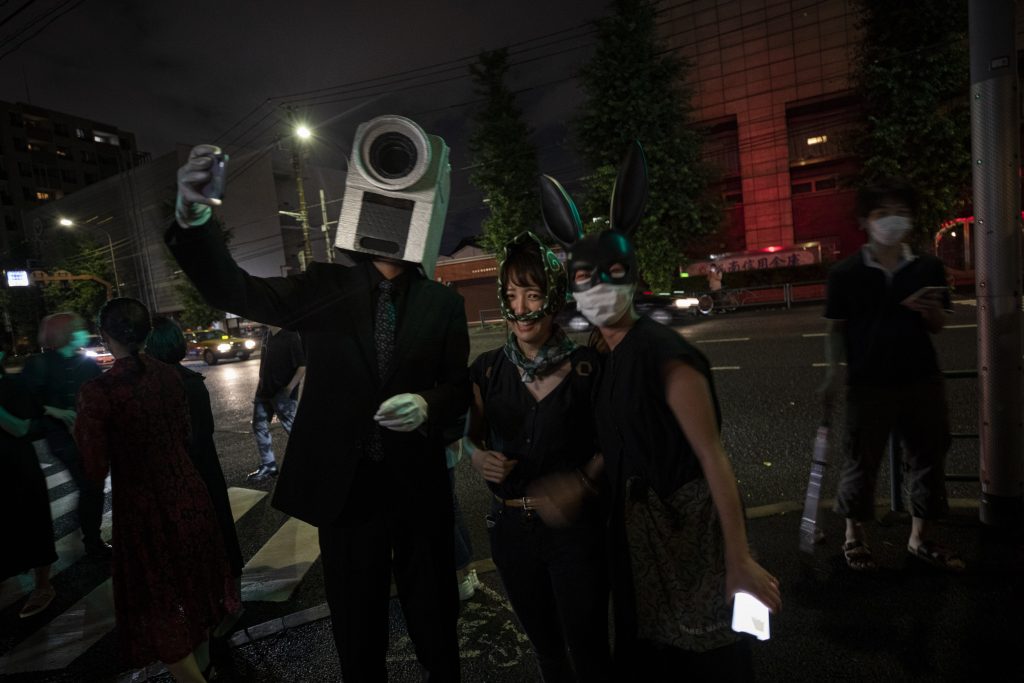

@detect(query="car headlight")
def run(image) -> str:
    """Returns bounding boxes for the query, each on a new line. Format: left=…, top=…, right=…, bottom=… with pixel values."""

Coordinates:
left=84, top=349, right=98, bottom=357
left=244, top=339, right=256, bottom=349
left=675, top=297, right=699, bottom=309
left=217, top=343, right=232, bottom=353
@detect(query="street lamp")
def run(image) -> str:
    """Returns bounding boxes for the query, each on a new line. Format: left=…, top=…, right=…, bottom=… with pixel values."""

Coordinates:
left=59, top=217, right=122, bottom=297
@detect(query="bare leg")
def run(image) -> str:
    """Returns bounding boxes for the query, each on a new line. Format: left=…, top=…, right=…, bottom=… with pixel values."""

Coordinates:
left=908, top=516, right=927, bottom=550
left=164, top=653, right=206, bottom=683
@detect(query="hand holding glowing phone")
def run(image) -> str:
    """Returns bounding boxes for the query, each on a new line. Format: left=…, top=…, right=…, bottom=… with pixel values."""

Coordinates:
left=731, top=591, right=771, bottom=641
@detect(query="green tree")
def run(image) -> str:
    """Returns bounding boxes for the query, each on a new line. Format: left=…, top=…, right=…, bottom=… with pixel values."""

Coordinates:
left=467, top=48, right=541, bottom=257
left=40, top=232, right=113, bottom=327
left=573, top=0, right=718, bottom=291
left=851, top=0, right=970, bottom=238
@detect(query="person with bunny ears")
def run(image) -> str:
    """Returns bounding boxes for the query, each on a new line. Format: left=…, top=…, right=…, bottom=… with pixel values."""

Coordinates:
left=535, top=142, right=781, bottom=681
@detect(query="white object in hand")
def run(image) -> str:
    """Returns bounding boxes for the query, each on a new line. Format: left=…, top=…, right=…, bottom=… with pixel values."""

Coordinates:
left=374, top=393, right=428, bottom=432
left=731, top=591, right=771, bottom=641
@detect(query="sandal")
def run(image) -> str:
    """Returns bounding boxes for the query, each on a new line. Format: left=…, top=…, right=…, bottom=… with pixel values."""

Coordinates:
left=908, top=540, right=966, bottom=573
left=18, top=585, right=56, bottom=619
left=842, top=540, right=877, bottom=571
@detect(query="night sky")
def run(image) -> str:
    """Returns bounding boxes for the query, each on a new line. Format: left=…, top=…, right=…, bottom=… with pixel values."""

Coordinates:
left=0, top=0, right=615, bottom=251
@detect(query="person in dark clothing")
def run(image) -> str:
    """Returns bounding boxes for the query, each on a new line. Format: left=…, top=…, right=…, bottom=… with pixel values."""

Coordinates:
left=168, top=140, right=470, bottom=682
left=76, top=298, right=239, bottom=682
left=0, top=350, right=59, bottom=619
left=145, top=317, right=244, bottom=577
left=21, top=311, right=109, bottom=558
left=820, top=177, right=962, bottom=573
left=248, top=325, right=305, bottom=481
left=467, top=232, right=610, bottom=682
left=537, top=144, right=780, bottom=682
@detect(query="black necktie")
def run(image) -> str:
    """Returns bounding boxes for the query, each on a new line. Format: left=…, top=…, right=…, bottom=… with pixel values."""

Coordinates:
left=366, top=278, right=396, bottom=462
left=375, top=279, right=396, bottom=380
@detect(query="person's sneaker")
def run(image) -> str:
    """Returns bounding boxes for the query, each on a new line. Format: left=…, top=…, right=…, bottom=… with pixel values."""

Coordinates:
left=246, top=463, right=279, bottom=482
left=458, top=569, right=481, bottom=601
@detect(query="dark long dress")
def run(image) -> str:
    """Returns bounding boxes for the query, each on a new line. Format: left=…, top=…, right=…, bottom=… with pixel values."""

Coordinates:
left=175, top=363, right=243, bottom=576
left=0, top=372, right=57, bottom=581
left=74, top=354, right=240, bottom=666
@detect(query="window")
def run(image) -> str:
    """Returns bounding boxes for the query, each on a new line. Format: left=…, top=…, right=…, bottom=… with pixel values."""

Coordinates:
left=56, top=146, right=69, bottom=158
left=53, top=123, right=69, bottom=137
left=791, top=182, right=813, bottom=195
left=9, top=112, right=22, bottom=127
left=12, top=137, right=27, bottom=152
left=80, top=151, right=96, bottom=164
left=61, top=169, right=77, bottom=184
left=93, top=131, right=119, bottom=146
left=17, top=162, right=31, bottom=177
left=35, top=190, right=50, bottom=200
left=26, top=143, right=45, bottom=153
left=75, top=127, right=87, bottom=139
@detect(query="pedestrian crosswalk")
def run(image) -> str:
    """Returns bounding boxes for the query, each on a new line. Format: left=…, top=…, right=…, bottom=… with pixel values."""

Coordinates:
left=0, top=450, right=322, bottom=677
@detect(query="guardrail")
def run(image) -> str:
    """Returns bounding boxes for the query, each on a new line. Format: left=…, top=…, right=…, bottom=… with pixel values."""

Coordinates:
left=889, top=369, right=979, bottom=512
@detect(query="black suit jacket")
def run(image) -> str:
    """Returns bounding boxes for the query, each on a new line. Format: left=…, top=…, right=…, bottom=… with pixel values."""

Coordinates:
left=166, top=221, right=470, bottom=526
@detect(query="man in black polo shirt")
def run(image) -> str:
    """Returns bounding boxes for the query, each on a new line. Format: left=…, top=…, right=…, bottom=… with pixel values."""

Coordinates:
left=248, top=325, right=305, bottom=481
left=821, top=177, right=964, bottom=573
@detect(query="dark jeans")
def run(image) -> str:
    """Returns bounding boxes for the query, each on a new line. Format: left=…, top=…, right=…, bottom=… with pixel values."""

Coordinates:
left=319, top=459, right=460, bottom=682
left=48, top=428, right=105, bottom=546
left=251, top=391, right=296, bottom=467
left=488, top=503, right=611, bottom=682
left=836, top=379, right=951, bottom=521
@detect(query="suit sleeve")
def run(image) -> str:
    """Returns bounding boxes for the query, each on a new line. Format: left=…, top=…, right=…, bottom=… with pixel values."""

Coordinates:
left=418, top=295, right=471, bottom=435
left=166, top=218, right=331, bottom=329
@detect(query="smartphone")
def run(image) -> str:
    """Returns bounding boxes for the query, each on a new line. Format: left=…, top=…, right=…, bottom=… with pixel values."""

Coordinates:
left=901, top=285, right=946, bottom=307
left=731, top=591, right=771, bottom=641
left=201, top=153, right=229, bottom=200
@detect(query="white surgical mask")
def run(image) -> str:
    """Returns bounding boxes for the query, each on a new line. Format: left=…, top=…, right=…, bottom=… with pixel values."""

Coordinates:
left=573, top=283, right=634, bottom=327
left=868, top=215, right=911, bottom=246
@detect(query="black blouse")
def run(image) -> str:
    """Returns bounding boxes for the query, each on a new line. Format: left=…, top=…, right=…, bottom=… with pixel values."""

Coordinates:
left=470, top=345, right=601, bottom=500
left=595, top=316, right=721, bottom=502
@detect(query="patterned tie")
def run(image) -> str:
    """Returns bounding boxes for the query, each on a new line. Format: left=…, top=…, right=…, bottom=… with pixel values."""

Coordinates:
left=366, top=278, right=396, bottom=462
left=375, top=279, right=396, bottom=379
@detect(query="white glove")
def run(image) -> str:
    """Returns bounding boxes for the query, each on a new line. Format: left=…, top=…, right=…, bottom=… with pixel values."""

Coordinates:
left=175, top=144, right=222, bottom=228
left=374, top=393, right=428, bottom=432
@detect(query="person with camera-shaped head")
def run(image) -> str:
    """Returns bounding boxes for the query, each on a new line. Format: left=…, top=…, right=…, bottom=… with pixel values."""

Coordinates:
left=167, top=115, right=470, bottom=682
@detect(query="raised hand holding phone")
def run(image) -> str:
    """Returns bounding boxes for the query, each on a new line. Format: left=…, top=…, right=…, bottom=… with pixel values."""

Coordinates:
left=731, top=591, right=771, bottom=641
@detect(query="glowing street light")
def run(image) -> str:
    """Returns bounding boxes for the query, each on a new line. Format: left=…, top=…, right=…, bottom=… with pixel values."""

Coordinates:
left=295, top=125, right=312, bottom=140
left=291, top=122, right=314, bottom=269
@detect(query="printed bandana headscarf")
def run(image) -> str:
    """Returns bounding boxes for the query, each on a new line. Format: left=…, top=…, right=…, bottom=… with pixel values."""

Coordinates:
left=503, top=325, right=577, bottom=383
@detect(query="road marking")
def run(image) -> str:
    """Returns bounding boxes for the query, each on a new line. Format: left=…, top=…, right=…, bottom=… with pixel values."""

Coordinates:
left=240, top=517, right=320, bottom=603
left=802, top=332, right=826, bottom=338
left=49, top=476, right=111, bottom=522
left=44, top=470, right=72, bottom=488
left=0, top=579, right=115, bottom=674
left=811, top=362, right=847, bottom=367
left=228, top=486, right=267, bottom=521
left=946, top=324, right=977, bottom=329
left=696, top=337, right=751, bottom=344
left=711, top=366, right=741, bottom=371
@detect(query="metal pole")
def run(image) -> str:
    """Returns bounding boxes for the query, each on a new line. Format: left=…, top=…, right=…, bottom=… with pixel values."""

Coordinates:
left=969, top=0, right=1023, bottom=527
left=102, top=229, right=121, bottom=298
left=319, top=188, right=334, bottom=264
left=292, top=145, right=313, bottom=270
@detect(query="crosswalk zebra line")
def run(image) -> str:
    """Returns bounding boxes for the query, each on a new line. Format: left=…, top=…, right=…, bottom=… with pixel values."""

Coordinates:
left=45, top=470, right=72, bottom=488
left=0, top=487, right=269, bottom=674
left=240, top=517, right=320, bottom=603
left=48, top=476, right=112, bottom=522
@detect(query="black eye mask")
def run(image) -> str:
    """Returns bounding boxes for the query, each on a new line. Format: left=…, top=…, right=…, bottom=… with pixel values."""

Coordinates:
left=568, top=231, right=639, bottom=292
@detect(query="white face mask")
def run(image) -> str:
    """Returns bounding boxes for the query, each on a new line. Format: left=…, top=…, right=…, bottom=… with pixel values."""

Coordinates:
left=868, top=215, right=911, bottom=246
left=573, top=283, right=634, bottom=327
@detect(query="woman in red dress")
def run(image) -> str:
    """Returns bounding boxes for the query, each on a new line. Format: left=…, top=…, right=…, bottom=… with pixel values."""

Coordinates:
left=74, top=299, right=239, bottom=682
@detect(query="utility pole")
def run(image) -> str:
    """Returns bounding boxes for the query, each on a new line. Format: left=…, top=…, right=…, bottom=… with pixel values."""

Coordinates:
left=969, top=0, right=1023, bottom=528
left=292, top=146, right=313, bottom=270
left=319, top=188, right=334, bottom=264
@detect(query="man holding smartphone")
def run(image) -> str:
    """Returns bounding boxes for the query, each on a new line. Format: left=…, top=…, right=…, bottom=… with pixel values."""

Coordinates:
left=820, top=177, right=963, bottom=574
left=168, top=142, right=470, bottom=681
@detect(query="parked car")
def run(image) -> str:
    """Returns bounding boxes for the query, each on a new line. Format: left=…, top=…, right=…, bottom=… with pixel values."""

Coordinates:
left=558, top=292, right=701, bottom=332
left=80, top=334, right=115, bottom=370
left=185, top=329, right=257, bottom=365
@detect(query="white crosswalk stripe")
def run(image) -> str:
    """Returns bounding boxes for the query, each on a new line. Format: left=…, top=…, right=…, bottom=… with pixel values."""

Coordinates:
left=0, top=450, right=322, bottom=676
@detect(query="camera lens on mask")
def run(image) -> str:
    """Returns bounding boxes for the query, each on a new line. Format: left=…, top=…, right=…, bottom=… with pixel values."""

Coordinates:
left=369, top=133, right=417, bottom=179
